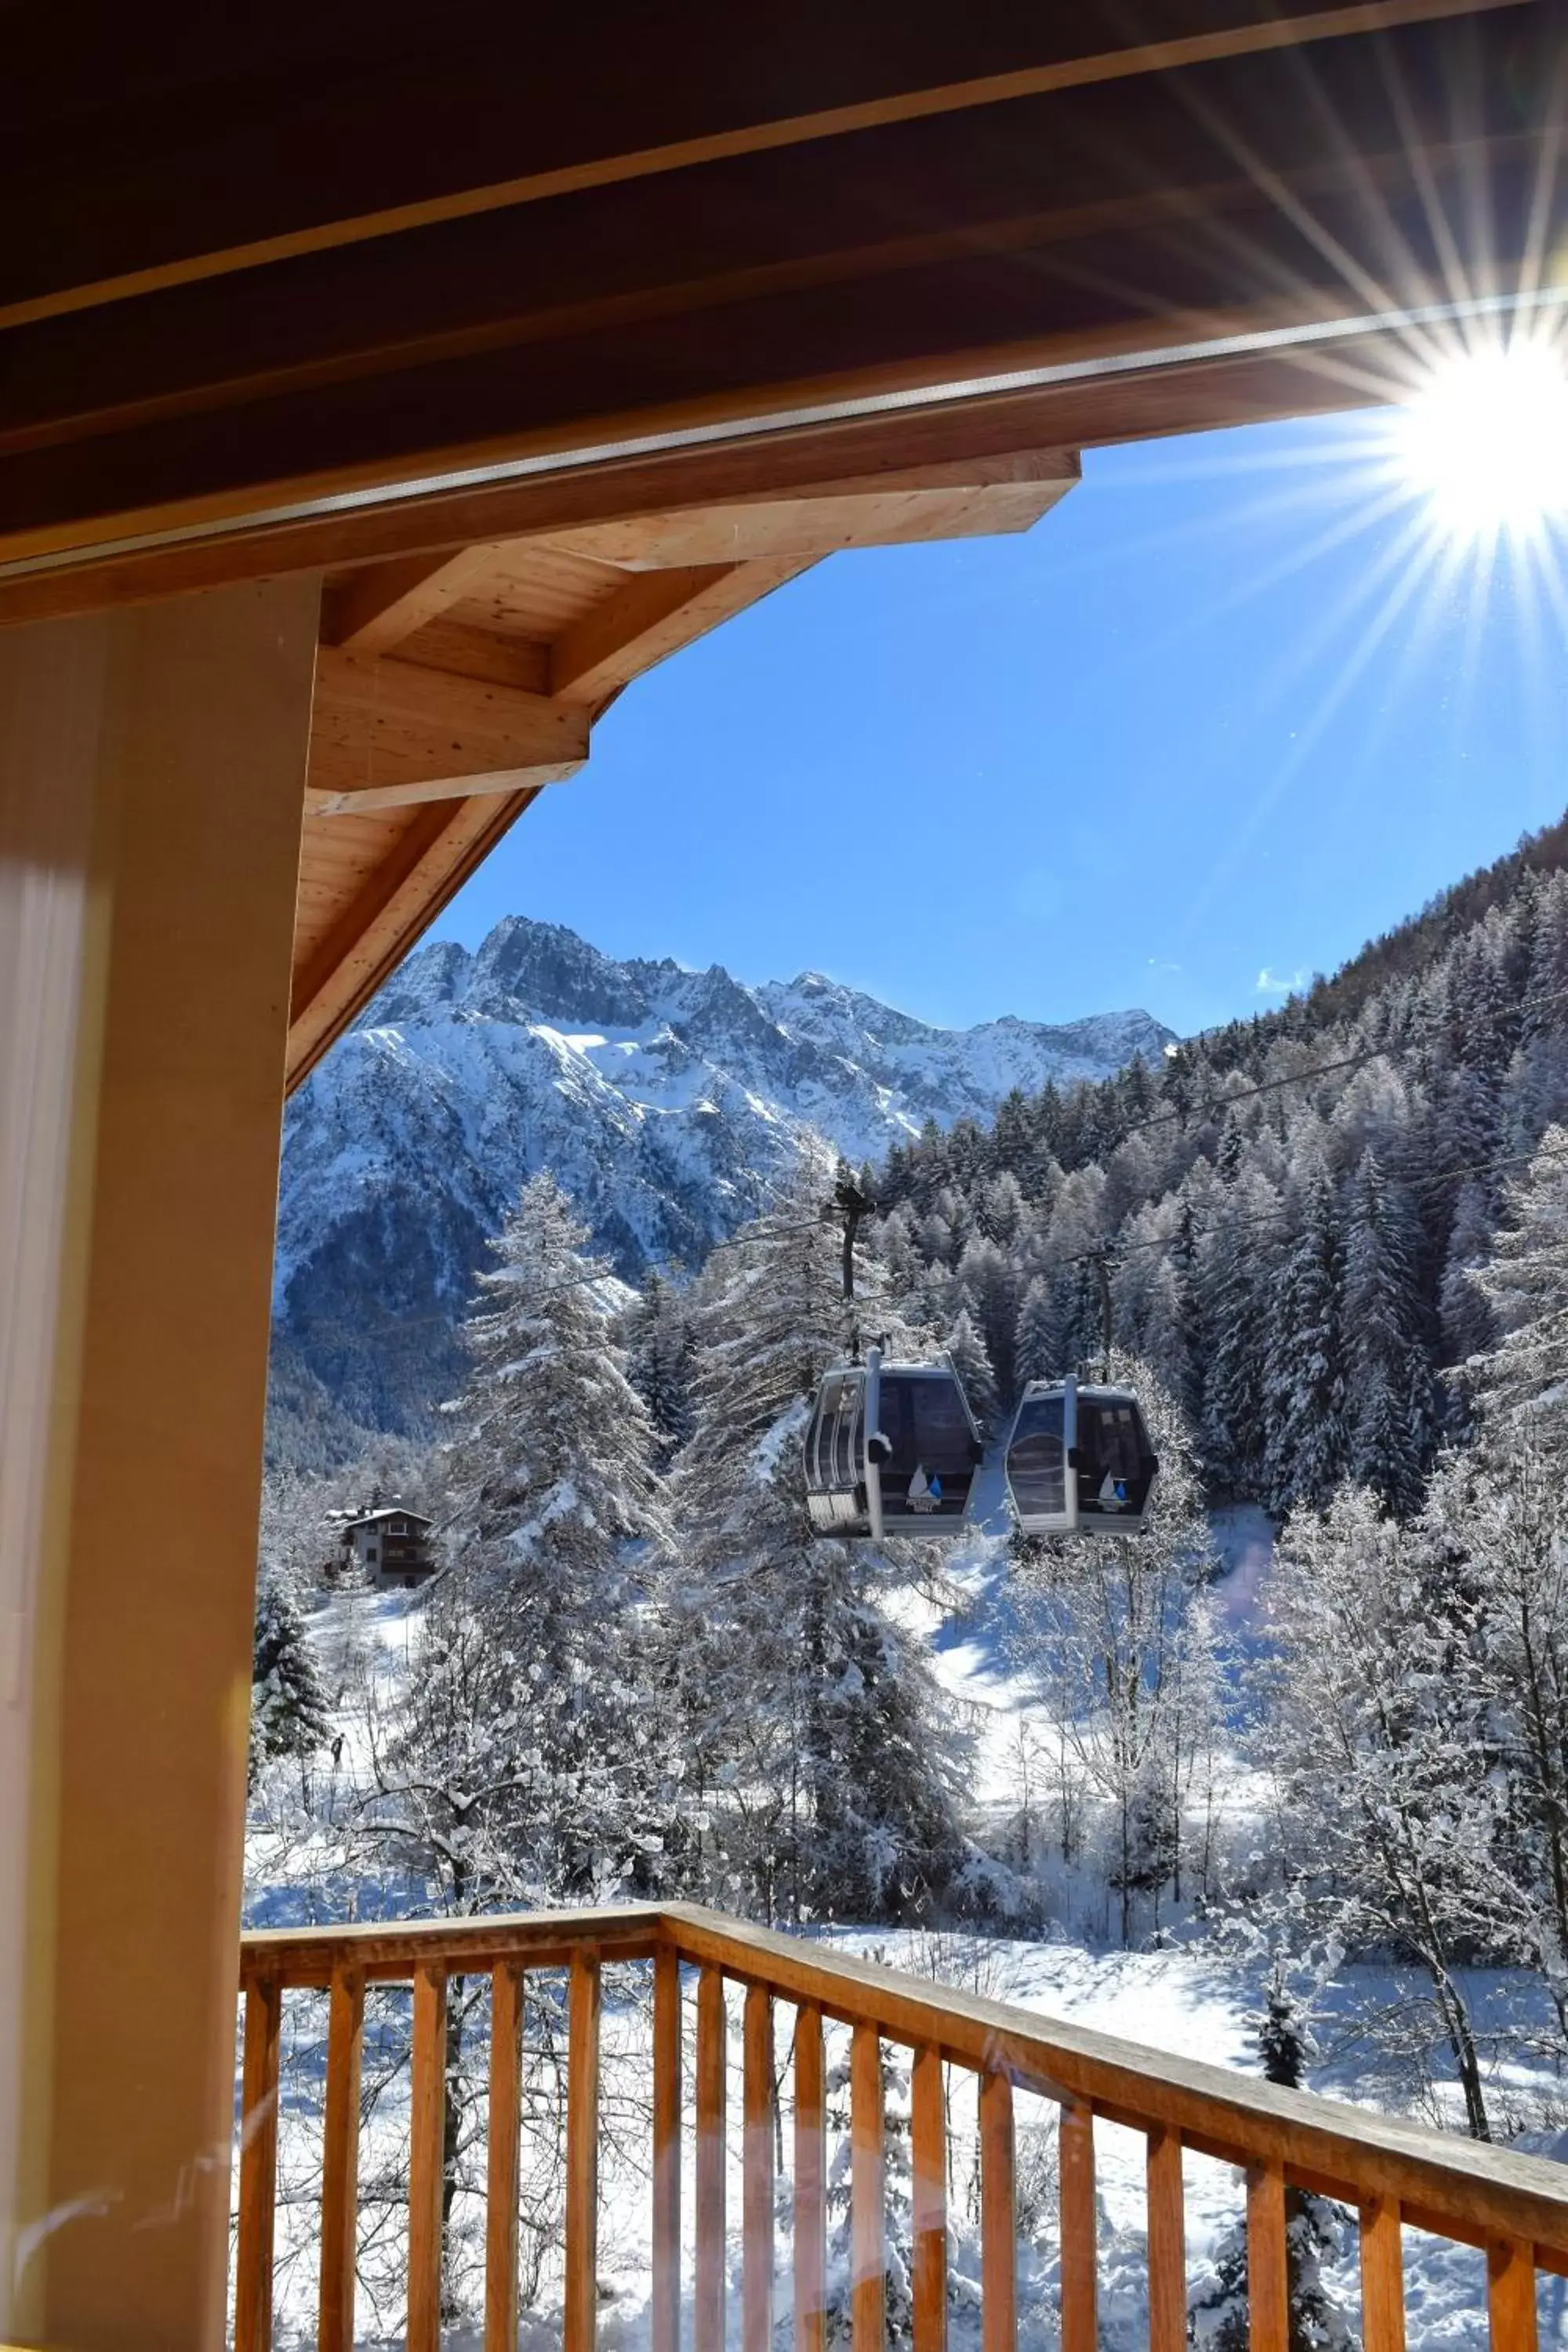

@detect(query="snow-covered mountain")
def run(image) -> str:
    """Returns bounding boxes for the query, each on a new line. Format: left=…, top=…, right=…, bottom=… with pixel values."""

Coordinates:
left=269, top=916, right=1174, bottom=1457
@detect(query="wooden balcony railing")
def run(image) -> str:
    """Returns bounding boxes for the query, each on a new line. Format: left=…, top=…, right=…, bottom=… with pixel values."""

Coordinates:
left=236, top=1901, right=1568, bottom=2352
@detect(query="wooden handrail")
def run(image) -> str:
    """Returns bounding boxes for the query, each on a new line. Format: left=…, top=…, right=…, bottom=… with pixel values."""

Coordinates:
left=236, top=1899, right=1568, bottom=2352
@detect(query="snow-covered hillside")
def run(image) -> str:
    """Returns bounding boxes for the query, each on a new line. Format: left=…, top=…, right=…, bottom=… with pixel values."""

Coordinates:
left=270, top=917, right=1172, bottom=1454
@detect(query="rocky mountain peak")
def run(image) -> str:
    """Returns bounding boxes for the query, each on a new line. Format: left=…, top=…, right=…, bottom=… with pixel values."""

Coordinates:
left=270, top=915, right=1174, bottom=1465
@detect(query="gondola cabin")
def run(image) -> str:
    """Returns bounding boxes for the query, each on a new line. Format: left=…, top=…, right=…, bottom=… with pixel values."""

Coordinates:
left=805, top=1348, right=982, bottom=1540
left=1004, top=1377, right=1159, bottom=1536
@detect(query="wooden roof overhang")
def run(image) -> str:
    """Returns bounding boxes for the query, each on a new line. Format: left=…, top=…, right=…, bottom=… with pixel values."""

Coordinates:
left=3, top=0, right=1560, bottom=1087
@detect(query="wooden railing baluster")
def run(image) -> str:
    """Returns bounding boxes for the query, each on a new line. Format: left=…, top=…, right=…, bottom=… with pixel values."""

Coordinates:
left=744, top=1983, right=776, bottom=2352
left=794, top=2001, right=828, bottom=2352
left=1059, top=2096, right=1096, bottom=2352
left=236, top=1972, right=281, bottom=2352
left=565, top=1946, right=603, bottom=2352
left=1488, top=2234, right=1539, bottom=2352
left=1358, top=2194, right=1405, bottom=2352
left=652, top=1946, right=682, bottom=2352
left=485, top=1962, right=524, bottom=2352
left=408, top=1960, right=448, bottom=2352
left=318, top=1963, right=365, bottom=2352
left=1246, top=2161, right=1289, bottom=2352
left=1145, top=2125, right=1185, bottom=2352
left=910, top=2045, right=946, bottom=2352
left=234, top=1901, right=1568, bottom=2352
left=980, top=2070, right=1016, bottom=2352
left=695, top=1965, right=728, bottom=2352
left=851, top=2020, right=885, bottom=2352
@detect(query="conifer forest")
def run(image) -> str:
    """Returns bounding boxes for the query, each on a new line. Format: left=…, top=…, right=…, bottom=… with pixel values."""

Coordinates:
left=249, top=822, right=1568, bottom=2345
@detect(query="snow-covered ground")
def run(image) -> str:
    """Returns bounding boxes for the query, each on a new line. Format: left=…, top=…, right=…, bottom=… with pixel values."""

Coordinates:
left=241, top=1534, right=1568, bottom=2352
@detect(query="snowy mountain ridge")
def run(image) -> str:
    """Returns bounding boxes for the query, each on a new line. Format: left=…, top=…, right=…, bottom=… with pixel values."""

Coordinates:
left=270, top=915, right=1173, bottom=1456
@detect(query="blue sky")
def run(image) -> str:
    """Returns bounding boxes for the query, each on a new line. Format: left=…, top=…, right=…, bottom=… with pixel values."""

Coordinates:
left=433, top=408, right=1568, bottom=1039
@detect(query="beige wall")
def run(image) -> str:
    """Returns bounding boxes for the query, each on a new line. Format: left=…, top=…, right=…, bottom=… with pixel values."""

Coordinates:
left=0, top=581, right=318, bottom=2350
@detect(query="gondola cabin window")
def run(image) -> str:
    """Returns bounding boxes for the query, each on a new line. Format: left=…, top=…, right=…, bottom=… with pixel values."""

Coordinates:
left=1007, top=1389, right=1068, bottom=1522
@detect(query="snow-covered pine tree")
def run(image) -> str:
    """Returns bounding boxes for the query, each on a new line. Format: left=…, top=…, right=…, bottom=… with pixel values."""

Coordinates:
left=1341, top=1149, right=1432, bottom=1518
left=405, top=1169, right=682, bottom=1902
left=1197, top=1169, right=1283, bottom=1498
left=449, top=1169, right=671, bottom=1602
left=249, top=1567, right=332, bottom=1791
left=1474, top=1123, right=1568, bottom=1450
left=1013, top=1274, right=1058, bottom=1387
left=624, top=1270, right=697, bottom=1469
left=671, top=1155, right=972, bottom=1925
left=1438, top=1177, right=1496, bottom=1370
left=956, top=1235, right=1019, bottom=1406
left=1189, top=1978, right=1349, bottom=2352
left=1264, top=1161, right=1348, bottom=1515
left=943, top=1305, right=999, bottom=1436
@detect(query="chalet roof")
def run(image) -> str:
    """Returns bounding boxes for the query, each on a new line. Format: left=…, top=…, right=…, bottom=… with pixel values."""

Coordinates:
left=342, top=1506, right=434, bottom=1531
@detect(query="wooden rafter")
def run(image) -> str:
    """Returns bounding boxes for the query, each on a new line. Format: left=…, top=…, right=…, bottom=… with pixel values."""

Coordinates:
left=3, top=0, right=1513, bottom=335
left=549, top=562, right=801, bottom=702
left=320, top=545, right=510, bottom=655
left=285, top=439, right=1083, bottom=1083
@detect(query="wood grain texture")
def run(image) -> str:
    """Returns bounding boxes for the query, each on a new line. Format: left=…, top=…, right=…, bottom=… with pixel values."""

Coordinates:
left=288, top=789, right=536, bottom=1087
left=1146, top=2126, right=1186, bottom=2352
left=0, top=369, right=1285, bottom=626
left=794, top=2002, right=828, bottom=2352
left=911, top=2046, right=946, bottom=2352
left=549, top=563, right=741, bottom=699
left=695, top=1967, right=728, bottom=2352
left=532, top=455, right=1077, bottom=569
left=653, top=1905, right=1568, bottom=2263
left=565, top=1948, right=603, bottom=2352
left=851, top=2022, right=886, bottom=2352
left=979, top=2071, right=1015, bottom=2352
left=485, top=1964, right=524, bottom=2352
left=1247, top=2163, right=1290, bottom=2352
left=2, top=0, right=1502, bottom=336
left=232, top=1893, right=1568, bottom=2352
left=743, top=1984, right=775, bottom=2352
left=306, top=644, right=588, bottom=807
left=1488, top=2236, right=1539, bottom=2352
left=318, top=1966, right=365, bottom=2352
left=1359, top=2196, right=1405, bottom=2352
left=408, top=1962, right=448, bottom=2352
left=324, top=546, right=506, bottom=653
left=1059, top=2099, right=1096, bottom=2352
left=241, top=1904, right=659, bottom=1985
left=236, top=1974, right=282, bottom=2352
left=652, top=1948, right=682, bottom=2352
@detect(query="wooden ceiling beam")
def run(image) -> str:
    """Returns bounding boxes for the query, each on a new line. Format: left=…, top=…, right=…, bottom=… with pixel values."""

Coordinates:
left=0, top=354, right=1436, bottom=630
left=529, top=450, right=1080, bottom=569
left=4, top=0, right=1512, bottom=334
left=549, top=559, right=811, bottom=704
left=305, top=645, right=590, bottom=813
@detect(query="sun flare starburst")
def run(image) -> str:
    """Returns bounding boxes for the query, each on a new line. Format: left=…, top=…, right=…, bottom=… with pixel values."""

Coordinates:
left=1390, top=340, right=1568, bottom=543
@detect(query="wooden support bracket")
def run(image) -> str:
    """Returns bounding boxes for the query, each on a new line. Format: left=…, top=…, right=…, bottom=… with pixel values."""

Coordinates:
left=305, top=644, right=589, bottom=813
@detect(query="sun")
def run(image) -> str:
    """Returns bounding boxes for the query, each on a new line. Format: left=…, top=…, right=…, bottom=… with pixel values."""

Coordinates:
left=1391, top=339, right=1568, bottom=542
